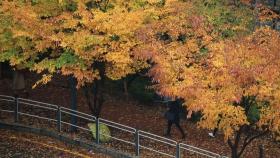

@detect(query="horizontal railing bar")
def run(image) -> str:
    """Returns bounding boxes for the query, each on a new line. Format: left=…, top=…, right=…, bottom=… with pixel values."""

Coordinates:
left=60, top=107, right=96, bottom=120
left=19, top=101, right=57, bottom=111
left=139, top=130, right=177, bottom=144
left=61, top=110, right=95, bottom=122
left=19, top=112, right=57, bottom=122
left=0, top=98, right=15, bottom=102
left=0, top=109, right=14, bottom=113
left=18, top=98, right=58, bottom=108
left=139, top=134, right=177, bottom=147
left=180, top=147, right=208, bottom=156
left=180, top=146, right=218, bottom=158
left=0, top=95, right=226, bottom=157
left=100, top=122, right=136, bottom=134
left=99, top=118, right=136, bottom=132
left=180, top=143, right=220, bottom=156
left=0, top=95, right=15, bottom=99
left=99, top=133, right=135, bottom=145
left=140, top=145, right=175, bottom=158
left=61, top=121, right=91, bottom=132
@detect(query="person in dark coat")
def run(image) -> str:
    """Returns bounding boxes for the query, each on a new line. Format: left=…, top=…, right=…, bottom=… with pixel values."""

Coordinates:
left=164, top=99, right=186, bottom=139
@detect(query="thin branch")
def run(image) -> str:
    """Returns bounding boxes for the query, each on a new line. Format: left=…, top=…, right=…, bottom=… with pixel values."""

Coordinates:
left=243, top=133, right=251, bottom=146
left=238, top=130, right=269, bottom=157
left=245, top=130, right=269, bottom=147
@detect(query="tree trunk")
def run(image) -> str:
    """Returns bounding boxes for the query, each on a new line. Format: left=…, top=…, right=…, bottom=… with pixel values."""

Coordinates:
left=259, top=145, right=264, bottom=158
left=93, top=62, right=105, bottom=117
left=123, top=78, right=128, bottom=100
left=12, top=70, right=25, bottom=97
left=83, top=62, right=105, bottom=118
left=231, top=147, right=239, bottom=158
left=92, top=80, right=100, bottom=116
left=83, top=85, right=93, bottom=114
left=0, top=68, right=1, bottom=115
left=0, top=63, right=2, bottom=79
left=70, top=77, right=77, bottom=132
left=229, top=126, right=243, bottom=158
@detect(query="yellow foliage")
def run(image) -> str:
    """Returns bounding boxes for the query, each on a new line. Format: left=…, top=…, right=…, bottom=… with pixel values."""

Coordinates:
left=32, top=74, right=53, bottom=89
left=1, top=0, right=152, bottom=86
left=137, top=9, right=280, bottom=140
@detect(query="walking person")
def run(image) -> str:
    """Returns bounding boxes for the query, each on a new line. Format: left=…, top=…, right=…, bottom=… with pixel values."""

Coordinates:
left=164, top=99, right=186, bottom=139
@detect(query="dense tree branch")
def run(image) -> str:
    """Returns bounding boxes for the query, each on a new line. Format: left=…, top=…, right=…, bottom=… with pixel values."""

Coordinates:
left=238, top=130, right=269, bottom=157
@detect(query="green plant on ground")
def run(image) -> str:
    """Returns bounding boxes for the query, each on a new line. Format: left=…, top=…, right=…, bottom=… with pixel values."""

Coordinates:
left=88, top=123, right=111, bottom=143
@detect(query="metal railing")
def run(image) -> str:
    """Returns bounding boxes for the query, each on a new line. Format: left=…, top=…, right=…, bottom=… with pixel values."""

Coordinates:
left=0, top=94, right=228, bottom=158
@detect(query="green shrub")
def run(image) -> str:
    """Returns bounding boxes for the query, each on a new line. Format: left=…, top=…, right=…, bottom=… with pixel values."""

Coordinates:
left=128, top=77, right=155, bottom=104
left=88, top=123, right=111, bottom=143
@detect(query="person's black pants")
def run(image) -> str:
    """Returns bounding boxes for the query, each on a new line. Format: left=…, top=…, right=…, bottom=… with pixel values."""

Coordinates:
left=166, top=120, right=185, bottom=138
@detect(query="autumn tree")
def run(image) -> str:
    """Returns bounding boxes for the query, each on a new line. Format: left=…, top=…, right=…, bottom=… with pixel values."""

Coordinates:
left=201, top=27, right=280, bottom=158
left=138, top=21, right=280, bottom=158
left=1, top=2, right=279, bottom=158
left=0, top=0, right=157, bottom=116
left=134, top=1, right=280, bottom=158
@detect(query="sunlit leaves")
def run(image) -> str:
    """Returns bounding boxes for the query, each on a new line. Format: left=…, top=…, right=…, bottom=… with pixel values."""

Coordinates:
left=136, top=2, right=280, bottom=140
left=0, top=0, right=154, bottom=86
left=1, top=0, right=279, bottom=141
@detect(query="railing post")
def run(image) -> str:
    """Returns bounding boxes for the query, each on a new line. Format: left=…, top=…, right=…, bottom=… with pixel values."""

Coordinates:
left=176, top=143, right=180, bottom=158
left=259, top=144, right=264, bottom=158
left=135, top=129, right=140, bottom=156
left=96, top=117, right=100, bottom=144
left=57, top=106, right=61, bottom=132
left=70, top=77, right=77, bottom=132
left=14, top=97, right=19, bottom=123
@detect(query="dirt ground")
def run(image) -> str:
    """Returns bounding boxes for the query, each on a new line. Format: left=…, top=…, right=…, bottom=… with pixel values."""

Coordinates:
left=0, top=129, right=110, bottom=158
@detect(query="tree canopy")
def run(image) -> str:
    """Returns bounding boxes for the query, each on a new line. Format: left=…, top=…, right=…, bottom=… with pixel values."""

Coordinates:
left=133, top=1, right=280, bottom=157
left=1, top=0, right=280, bottom=157
left=0, top=0, right=156, bottom=87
